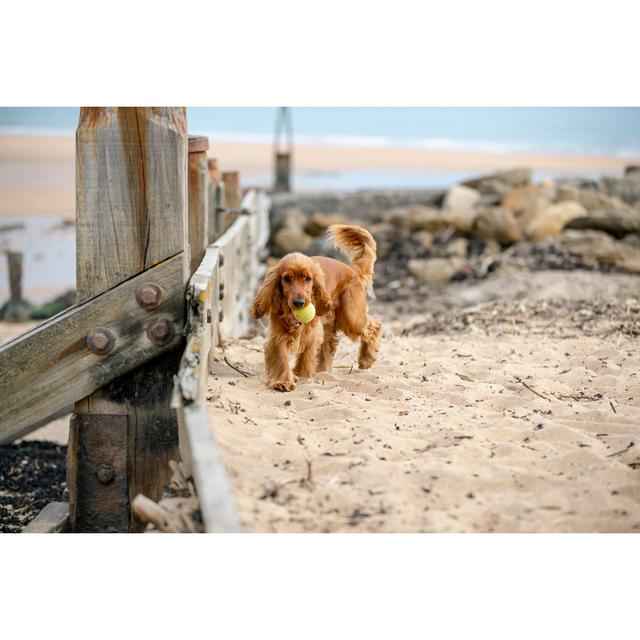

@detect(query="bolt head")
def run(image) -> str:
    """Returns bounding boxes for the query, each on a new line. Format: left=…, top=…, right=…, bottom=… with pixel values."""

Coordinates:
left=86, top=328, right=115, bottom=355
left=96, top=464, right=115, bottom=484
left=135, top=283, right=163, bottom=310
left=147, top=318, right=175, bottom=346
left=206, top=309, right=212, bottom=323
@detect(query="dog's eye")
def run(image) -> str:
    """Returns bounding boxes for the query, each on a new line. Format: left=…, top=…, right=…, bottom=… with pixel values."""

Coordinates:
left=304, top=275, right=312, bottom=283
left=283, top=275, right=291, bottom=284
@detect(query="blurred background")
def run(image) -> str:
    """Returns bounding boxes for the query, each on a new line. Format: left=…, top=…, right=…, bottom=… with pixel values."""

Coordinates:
left=0, top=106, right=639, bottom=307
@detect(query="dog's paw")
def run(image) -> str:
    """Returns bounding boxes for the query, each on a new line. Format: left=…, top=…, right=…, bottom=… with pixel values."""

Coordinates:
left=358, top=356, right=375, bottom=370
left=270, top=378, right=297, bottom=392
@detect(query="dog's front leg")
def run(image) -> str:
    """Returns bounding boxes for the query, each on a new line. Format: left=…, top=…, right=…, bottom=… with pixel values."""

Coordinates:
left=265, top=336, right=297, bottom=392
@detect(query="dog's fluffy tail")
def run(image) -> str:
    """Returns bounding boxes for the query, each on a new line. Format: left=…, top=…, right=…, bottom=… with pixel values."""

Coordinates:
left=326, top=224, right=377, bottom=297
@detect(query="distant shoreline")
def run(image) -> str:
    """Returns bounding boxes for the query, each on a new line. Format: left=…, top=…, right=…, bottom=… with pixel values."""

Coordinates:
left=1, top=133, right=637, bottom=216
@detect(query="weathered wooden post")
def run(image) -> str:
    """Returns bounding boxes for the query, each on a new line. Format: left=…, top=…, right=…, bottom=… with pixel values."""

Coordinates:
left=273, top=107, right=292, bottom=192
left=221, top=171, right=241, bottom=233
left=67, top=107, right=189, bottom=532
left=207, top=158, right=222, bottom=242
left=188, top=136, right=210, bottom=276
left=274, top=152, right=291, bottom=192
left=2, top=250, right=31, bottom=321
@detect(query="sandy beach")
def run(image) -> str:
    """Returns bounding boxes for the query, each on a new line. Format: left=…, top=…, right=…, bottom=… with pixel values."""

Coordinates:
left=1, top=133, right=636, bottom=216
left=207, top=287, right=640, bottom=533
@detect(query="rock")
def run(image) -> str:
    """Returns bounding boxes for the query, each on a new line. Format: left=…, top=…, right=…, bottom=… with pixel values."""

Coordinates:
left=408, top=257, right=466, bottom=283
left=598, top=176, right=640, bottom=206
left=560, top=230, right=619, bottom=264
left=406, top=205, right=452, bottom=234
left=564, top=211, right=640, bottom=238
left=556, top=185, right=633, bottom=213
left=414, top=230, right=434, bottom=250
left=441, top=237, right=468, bottom=258
left=272, top=226, right=312, bottom=255
left=482, top=238, right=502, bottom=256
left=442, top=186, right=480, bottom=233
left=501, top=180, right=556, bottom=215
left=560, top=229, right=640, bottom=274
left=625, top=165, right=640, bottom=179
left=473, top=207, right=521, bottom=245
left=462, top=168, right=532, bottom=194
left=525, top=202, right=587, bottom=241
left=271, top=207, right=306, bottom=233
left=303, top=211, right=346, bottom=237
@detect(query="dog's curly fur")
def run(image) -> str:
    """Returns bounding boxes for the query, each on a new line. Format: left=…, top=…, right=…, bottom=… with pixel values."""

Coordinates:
left=250, top=224, right=382, bottom=392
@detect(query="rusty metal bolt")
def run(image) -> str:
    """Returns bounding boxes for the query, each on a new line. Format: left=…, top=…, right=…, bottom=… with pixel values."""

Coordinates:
left=135, top=282, right=163, bottom=310
left=86, top=328, right=115, bottom=355
left=219, top=310, right=224, bottom=322
left=219, top=282, right=225, bottom=300
left=96, top=464, right=115, bottom=484
left=147, top=318, right=175, bottom=346
left=219, top=254, right=224, bottom=267
left=207, top=309, right=212, bottom=324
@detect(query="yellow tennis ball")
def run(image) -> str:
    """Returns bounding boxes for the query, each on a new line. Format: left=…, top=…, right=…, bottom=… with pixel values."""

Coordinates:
left=294, top=302, right=316, bottom=324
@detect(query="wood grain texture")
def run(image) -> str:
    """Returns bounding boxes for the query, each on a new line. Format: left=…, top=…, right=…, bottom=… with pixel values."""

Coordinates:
left=0, top=255, right=184, bottom=444
left=221, top=171, right=241, bottom=233
left=75, top=107, right=188, bottom=303
left=208, top=159, right=222, bottom=243
left=213, top=215, right=250, bottom=340
left=188, top=145, right=209, bottom=276
left=67, top=413, right=129, bottom=532
left=72, top=108, right=189, bottom=531
left=172, top=247, right=239, bottom=532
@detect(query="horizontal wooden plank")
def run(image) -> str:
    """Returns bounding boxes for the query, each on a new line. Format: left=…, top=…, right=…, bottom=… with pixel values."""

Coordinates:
left=0, top=254, right=185, bottom=444
left=172, top=247, right=239, bottom=533
left=176, top=402, right=240, bottom=533
left=23, top=502, right=69, bottom=533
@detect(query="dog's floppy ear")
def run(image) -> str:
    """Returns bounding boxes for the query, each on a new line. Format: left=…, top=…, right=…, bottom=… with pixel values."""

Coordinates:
left=312, top=264, right=332, bottom=316
left=251, top=265, right=281, bottom=319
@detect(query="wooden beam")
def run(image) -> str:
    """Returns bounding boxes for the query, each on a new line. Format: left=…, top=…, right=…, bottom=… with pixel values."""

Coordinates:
left=207, top=158, right=222, bottom=243
left=188, top=136, right=210, bottom=276
left=0, top=254, right=184, bottom=445
left=71, top=107, right=188, bottom=532
left=22, top=502, right=69, bottom=533
left=75, top=108, right=188, bottom=303
left=221, top=171, right=241, bottom=233
left=172, top=247, right=239, bottom=532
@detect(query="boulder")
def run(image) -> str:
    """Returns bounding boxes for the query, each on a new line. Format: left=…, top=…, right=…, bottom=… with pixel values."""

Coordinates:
left=501, top=180, right=556, bottom=215
left=625, top=165, right=640, bottom=179
left=462, top=168, right=532, bottom=194
left=303, top=211, right=347, bottom=237
left=560, top=229, right=640, bottom=274
left=414, top=230, right=434, bottom=250
left=406, top=205, right=453, bottom=234
left=598, top=176, right=640, bottom=206
left=408, top=257, right=466, bottom=284
left=442, top=186, right=480, bottom=233
left=271, top=207, right=306, bottom=233
left=525, top=202, right=587, bottom=241
left=272, top=226, right=312, bottom=255
left=473, top=207, right=521, bottom=245
left=560, top=229, right=619, bottom=264
left=557, top=185, right=633, bottom=213
left=564, top=211, right=640, bottom=238
left=441, top=237, right=468, bottom=258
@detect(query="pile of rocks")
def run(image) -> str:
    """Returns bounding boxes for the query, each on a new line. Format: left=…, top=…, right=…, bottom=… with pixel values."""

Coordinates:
left=267, top=166, right=640, bottom=298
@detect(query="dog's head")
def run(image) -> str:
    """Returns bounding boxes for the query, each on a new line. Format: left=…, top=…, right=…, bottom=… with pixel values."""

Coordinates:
left=250, top=252, right=332, bottom=323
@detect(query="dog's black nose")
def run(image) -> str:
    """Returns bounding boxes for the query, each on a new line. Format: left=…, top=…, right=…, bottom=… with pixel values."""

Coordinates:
left=293, top=298, right=305, bottom=308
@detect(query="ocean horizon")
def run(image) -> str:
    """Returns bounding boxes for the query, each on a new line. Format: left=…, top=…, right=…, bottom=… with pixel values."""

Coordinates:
left=0, top=107, right=639, bottom=158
